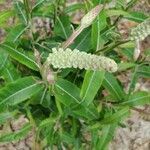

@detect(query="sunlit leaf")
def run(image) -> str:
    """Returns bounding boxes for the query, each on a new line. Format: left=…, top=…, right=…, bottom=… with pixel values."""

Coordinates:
left=54, top=78, right=81, bottom=106
left=0, top=44, right=39, bottom=71
left=80, top=70, right=105, bottom=105
left=102, top=72, right=126, bottom=101
left=0, top=76, right=44, bottom=107
left=122, top=91, right=150, bottom=106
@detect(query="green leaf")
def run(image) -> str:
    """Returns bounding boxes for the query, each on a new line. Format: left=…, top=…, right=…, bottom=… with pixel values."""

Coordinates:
left=6, top=24, right=28, bottom=43
left=38, top=116, right=56, bottom=130
left=54, top=15, right=72, bottom=39
left=0, top=123, right=31, bottom=143
left=137, top=65, right=150, bottom=78
left=106, top=9, right=132, bottom=17
left=0, top=10, right=14, bottom=26
left=14, top=1, right=27, bottom=25
left=120, top=48, right=134, bottom=61
left=64, top=3, right=84, bottom=14
left=0, top=43, right=39, bottom=71
left=0, top=49, right=20, bottom=83
left=54, top=78, right=81, bottom=106
left=118, top=62, right=136, bottom=71
left=125, top=12, right=148, bottom=22
left=60, top=131, right=75, bottom=144
left=80, top=70, right=105, bottom=105
left=1, top=63, right=20, bottom=83
left=128, top=65, right=150, bottom=93
left=0, top=49, right=8, bottom=71
left=96, top=124, right=117, bottom=150
left=102, top=72, right=126, bottom=101
left=100, top=107, right=129, bottom=124
left=122, top=91, right=150, bottom=106
left=31, top=88, right=51, bottom=108
left=91, top=107, right=129, bottom=129
left=70, top=28, right=91, bottom=52
left=0, top=111, right=17, bottom=125
left=91, top=10, right=107, bottom=50
left=116, top=0, right=126, bottom=8
left=32, top=0, right=47, bottom=11
left=72, top=103, right=99, bottom=120
left=0, top=76, right=44, bottom=107
left=128, top=65, right=139, bottom=94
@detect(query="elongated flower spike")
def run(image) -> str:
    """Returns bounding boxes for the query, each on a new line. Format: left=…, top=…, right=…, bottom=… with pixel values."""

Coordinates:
left=47, top=48, right=118, bottom=73
left=80, top=5, right=102, bottom=28
left=130, top=18, right=150, bottom=41
left=129, top=18, right=150, bottom=60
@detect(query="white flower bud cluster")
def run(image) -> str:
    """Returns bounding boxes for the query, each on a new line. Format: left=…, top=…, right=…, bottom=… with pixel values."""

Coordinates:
left=47, top=48, right=118, bottom=72
left=80, top=5, right=102, bottom=28
left=130, top=18, right=150, bottom=41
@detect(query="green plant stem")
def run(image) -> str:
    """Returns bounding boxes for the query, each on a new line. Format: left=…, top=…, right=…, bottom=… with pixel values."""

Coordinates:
left=95, top=40, right=130, bottom=54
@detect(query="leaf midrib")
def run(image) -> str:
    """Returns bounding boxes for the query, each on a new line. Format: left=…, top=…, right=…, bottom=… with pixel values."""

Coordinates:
left=123, top=95, right=150, bottom=104
left=2, top=44, right=39, bottom=69
left=104, top=77, right=121, bottom=100
left=0, top=83, right=40, bottom=105
left=82, top=71, right=96, bottom=102
left=57, top=17, right=68, bottom=39
left=56, top=84, right=80, bottom=104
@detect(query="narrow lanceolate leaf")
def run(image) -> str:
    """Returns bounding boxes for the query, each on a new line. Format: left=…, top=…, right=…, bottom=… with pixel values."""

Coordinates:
left=0, top=123, right=31, bottom=143
left=96, top=124, right=117, bottom=150
left=91, top=10, right=107, bottom=50
left=121, top=91, right=150, bottom=106
left=0, top=44, right=39, bottom=71
left=80, top=70, right=105, bottom=105
left=71, top=28, right=91, bottom=51
left=54, top=16, right=72, bottom=39
left=106, top=9, right=131, bottom=17
left=38, top=116, right=57, bottom=129
left=6, top=24, right=29, bottom=43
left=102, top=72, right=126, bottom=101
left=64, top=3, right=84, bottom=14
left=14, top=1, right=27, bottom=25
left=100, top=107, right=129, bottom=124
left=125, top=12, right=148, bottom=23
left=137, top=65, right=150, bottom=78
left=0, top=50, right=8, bottom=70
left=72, top=103, right=99, bottom=120
left=91, top=107, right=129, bottom=130
left=1, top=67, right=18, bottom=83
left=0, top=10, right=14, bottom=26
left=54, top=78, right=81, bottom=106
left=0, top=111, right=17, bottom=125
left=0, top=76, right=44, bottom=107
left=0, top=49, right=20, bottom=83
left=32, top=0, right=46, bottom=10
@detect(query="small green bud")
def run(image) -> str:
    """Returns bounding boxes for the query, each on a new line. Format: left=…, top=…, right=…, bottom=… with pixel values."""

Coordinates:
left=47, top=48, right=118, bottom=72
left=130, top=18, right=150, bottom=41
